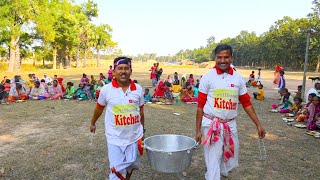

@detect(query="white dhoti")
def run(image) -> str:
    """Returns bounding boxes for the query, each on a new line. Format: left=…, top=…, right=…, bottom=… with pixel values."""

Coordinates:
left=108, top=142, right=141, bottom=180
left=203, top=120, right=239, bottom=180
left=172, top=92, right=180, bottom=98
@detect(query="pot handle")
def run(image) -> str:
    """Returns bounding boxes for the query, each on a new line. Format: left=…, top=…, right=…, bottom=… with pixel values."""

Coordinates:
left=193, top=142, right=200, bottom=149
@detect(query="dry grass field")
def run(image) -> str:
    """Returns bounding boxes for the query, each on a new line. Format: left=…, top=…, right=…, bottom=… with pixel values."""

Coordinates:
left=1, top=62, right=320, bottom=179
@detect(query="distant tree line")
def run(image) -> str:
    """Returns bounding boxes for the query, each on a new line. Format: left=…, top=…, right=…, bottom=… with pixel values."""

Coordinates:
left=160, top=1, right=320, bottom=70
left=0, top=0, right=117, bottom=71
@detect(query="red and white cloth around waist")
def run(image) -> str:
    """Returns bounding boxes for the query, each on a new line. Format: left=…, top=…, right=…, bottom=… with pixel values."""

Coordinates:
left=202, top=113, right=235, bottom=162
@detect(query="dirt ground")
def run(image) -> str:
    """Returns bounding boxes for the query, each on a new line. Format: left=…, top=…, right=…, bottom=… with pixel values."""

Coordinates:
left=1, top=64, right=320, bottom=179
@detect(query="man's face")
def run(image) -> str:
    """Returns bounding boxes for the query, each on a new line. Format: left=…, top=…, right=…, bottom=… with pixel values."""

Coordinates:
left=113, top=64, right=132, bottom=84
left=215, top=50, right=233, bottom=72
left=44, top=75, right=47, bottom=78
left=35, top=83, right=40, bottom=88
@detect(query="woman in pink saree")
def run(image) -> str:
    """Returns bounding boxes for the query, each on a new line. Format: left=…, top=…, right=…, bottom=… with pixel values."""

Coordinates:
left=49, top=80, right=63, bottom=100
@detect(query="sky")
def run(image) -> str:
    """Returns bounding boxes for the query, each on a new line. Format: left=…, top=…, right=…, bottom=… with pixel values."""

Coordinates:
left=79, top=0, right=314, bottom=56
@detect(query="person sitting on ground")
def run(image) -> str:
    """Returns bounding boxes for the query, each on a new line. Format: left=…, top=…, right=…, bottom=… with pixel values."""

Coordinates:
left=81, top=73, right=90, bottom=84
left=90, top=75, right=97, bottom=84
left=171, top=80, right=182, bottom=100
left=164, top=87, right=173, bottom=103
left=49, top=80, right=63, bottom=100
left=194, top=80, right=199, bottom=98
left=8, top=83, right=28, bottom=102
left=95, top=80, right=105, bottom=99
left=187, top=74, right=195, bottom=86
left=295, top=85, right=302, bottom=99
left=182, top=82, right=198, bottom=103
left=296, top=93, right=317, bottom=122
left=30, top=81, right=49, bottom=100
left=274, top=88, right=294, bottom=113
left=306, top=95, right=320, bottom=130
left=0, top=84, right=8, bottom=103
left=166, top=75, right=173, bottom=84
left=305, top=82, right=320, bottom=103
left=107, top=65, right=113, bottom=82
left=154, top=81, right=166, bottom=97
left=253, top=84, right=265, bottom=100
left=83, top=83, right=93, bottom=100
left=3, top=79, right=11, bottom=93
left=43, top=74, right=52, bottom=85
left=144, top=88, right=151, bottom=103
left=73, top=82, right=88, bottom=100
left=64, top=82, right=75, bottom=99
left=40, top=79, right=49, bottom=92
left=54, top=75, right=65, bottom=93
left=181, top=76, right=186, bottom=87
left=173, top=72, right=179, bottom=84
left=28, top=73, right=35, bottom=93
left=290, top=97, right=303, bottom=115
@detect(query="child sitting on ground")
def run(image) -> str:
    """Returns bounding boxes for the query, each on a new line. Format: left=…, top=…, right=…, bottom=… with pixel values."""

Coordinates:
left=144, top=88, right=151, bottom=103
left=253, top=84, right=264, bottom=100
left=164, top=87, right=173, bottom=103
left=296, top=93, right=317, bottom=122
left=73, top=83, right=88, bottom=100
left=182, top=82, right=197, bottom=103
left=290, top=97, right=303, bottom=115
left=3, top=79, right=11, bottom=93
left=171, top=80, right=182, bottom=100
left=272, top=88, right=294, bottom=113
left=64, top=82, right=75, bottom=99
left=295, top=85, right=302, bottom=99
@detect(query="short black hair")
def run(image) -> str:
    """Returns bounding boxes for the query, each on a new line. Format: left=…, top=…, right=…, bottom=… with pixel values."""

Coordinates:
left=40, top=79, right=45, bottom=82
left=5, top=79, right=10, bottom=83
left=309, top=93, right=317, bottom=98
left=213, top=44, right=233, bottom=57
left=35, top=81, right=40, bottom=85
left=294, top=97, right=303, bottom=102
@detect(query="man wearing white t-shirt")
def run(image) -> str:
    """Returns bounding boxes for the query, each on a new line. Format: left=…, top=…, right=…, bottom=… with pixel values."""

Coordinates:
left=195, top=44, right=266, bottom=180
left=90, top=57, right=145, bottom=180
left=305, top=83, right=320, bottom=103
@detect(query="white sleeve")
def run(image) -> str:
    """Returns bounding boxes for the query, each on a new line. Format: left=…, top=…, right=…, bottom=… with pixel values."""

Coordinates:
left=138, top=85, right=145, bottom=107
left=97, top=86, right=108, bottom=106
left=239, top=76, right=248, bottom=96
left=199, top=73, right=209, bottom=94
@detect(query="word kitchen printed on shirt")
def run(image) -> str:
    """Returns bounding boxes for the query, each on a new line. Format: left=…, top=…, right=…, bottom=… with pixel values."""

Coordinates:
left=213, top=89, right=238, bottom=110
left=113, top=104, right=140, bottom=126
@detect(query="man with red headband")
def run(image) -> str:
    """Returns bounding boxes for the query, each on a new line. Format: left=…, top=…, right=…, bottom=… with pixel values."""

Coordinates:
left=90, top=56, right=145, bottom=180
left=195, top=44, right=266, bottom=180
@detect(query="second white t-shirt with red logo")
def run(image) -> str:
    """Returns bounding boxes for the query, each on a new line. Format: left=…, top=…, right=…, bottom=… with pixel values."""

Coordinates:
left=199, top=68, right=247, bottom=127
left=97, top=80, right=144, bottom=146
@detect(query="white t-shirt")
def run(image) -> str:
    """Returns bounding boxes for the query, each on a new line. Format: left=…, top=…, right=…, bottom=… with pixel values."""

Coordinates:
left=97, top=80, right=144, bottom=146
left=199, top=68, right=247, bottom=127
left=305, top=88, right=319, bottom=103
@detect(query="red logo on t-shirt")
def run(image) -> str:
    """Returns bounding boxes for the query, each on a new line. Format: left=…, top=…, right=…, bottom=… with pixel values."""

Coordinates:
left=231, top=84, right=234, bottom=87
left=129, top=99, right=133, bottom=103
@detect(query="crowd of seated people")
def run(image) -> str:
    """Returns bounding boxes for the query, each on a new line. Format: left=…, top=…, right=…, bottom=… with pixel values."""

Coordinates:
left=270, top=86, right=320, bottom=131
left=0, top=71, right=114, bottom=104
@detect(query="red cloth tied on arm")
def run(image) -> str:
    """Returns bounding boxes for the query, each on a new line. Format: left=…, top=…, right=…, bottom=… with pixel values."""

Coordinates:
left=239, top=93, right=252, bottom=108
left=198, top=92, right=208, bottom=109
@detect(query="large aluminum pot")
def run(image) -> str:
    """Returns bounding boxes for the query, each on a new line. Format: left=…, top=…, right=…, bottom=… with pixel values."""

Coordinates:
left=143, top=134, right=197, bottom=173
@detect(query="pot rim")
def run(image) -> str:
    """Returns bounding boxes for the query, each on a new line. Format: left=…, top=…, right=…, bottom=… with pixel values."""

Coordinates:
left=143, top=134, right=197, bottom=153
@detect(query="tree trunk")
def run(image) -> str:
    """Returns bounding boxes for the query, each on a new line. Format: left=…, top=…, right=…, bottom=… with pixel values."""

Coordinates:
left=8, top=40, right=15, bottom=72
left=58, top=49, right=63, bottom=69
left=8, top=35, right=20, bottom=72
left=76, top=45, right=81, bottom=68
left=97, top=49, right=100, bottom=67
left=52, top=45, right=57, bottom=69
left=316, top=55, right=320, bottom=72
left=83, top=48, right=87, bottom=67
left=14, top=44, right=20, bottom=71
left=64, top=47, right=70, bottom=69
left=43, top=58, right=45, bottom=66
